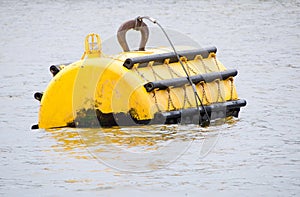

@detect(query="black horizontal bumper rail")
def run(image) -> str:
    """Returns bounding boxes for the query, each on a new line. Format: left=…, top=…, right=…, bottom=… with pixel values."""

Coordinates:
left=123, top=46, right=217, bottom=69
left=152, top=99, right=247, bottom=124
left=144, top=69, right=237, bottom=92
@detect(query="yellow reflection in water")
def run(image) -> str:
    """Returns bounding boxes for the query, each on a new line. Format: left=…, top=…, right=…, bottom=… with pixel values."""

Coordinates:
left=46, top=125, right=201, bottom=155
left=45, top=118, right=236, bottom=162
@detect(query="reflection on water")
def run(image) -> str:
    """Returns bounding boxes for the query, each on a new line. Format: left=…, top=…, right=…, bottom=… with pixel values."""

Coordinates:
left=47, top=124, right=221, bottom=172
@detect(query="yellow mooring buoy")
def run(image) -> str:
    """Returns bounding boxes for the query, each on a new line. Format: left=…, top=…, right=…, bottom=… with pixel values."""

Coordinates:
left=32, top=16, right=246, bottom=129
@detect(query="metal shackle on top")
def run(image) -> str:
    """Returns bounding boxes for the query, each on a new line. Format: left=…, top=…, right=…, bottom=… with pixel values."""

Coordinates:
left=117, top=17, right=149, bottom=52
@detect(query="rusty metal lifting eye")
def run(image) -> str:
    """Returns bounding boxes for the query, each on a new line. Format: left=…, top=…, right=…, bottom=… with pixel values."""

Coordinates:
left=117, top=18, right=149, bottom=52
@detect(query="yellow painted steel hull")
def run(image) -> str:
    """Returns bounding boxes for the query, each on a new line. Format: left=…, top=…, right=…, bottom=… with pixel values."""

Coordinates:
left=35, top=34, right=245, bottom=129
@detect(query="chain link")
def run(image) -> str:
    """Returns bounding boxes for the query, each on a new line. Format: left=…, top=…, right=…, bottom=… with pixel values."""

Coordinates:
left=149, top=64, right=164, bottom=80
left=199, top=81, right=210, bottom=104
left=185, top=62, right=198, bottom=75
left=152, top=91, right=161, bottom=112
left=134, top=67, right=149, bottom=82
left=134, top=66, right=163, bottom=112
left=167, top=88, right=176, bottom=110
left=215, top=79, right=224, bottom=102
left=182, top=85, right=192, bottom=108
left=165, top=62, right=182, bottom=78
left=195, top=55, right=213, bottom=73
left=229, top=77, right=234, bottom=100
left=212, top=54, right=221, bottom=71
left=165, top=61, right=174, bottom=78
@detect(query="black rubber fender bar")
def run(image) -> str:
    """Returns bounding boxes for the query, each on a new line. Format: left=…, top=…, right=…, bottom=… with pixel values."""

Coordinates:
left=152, top=99, right=247, bottom=124
left=144, top=69, right=237, bottom=92
left=123, top=46, right=217, bottom=69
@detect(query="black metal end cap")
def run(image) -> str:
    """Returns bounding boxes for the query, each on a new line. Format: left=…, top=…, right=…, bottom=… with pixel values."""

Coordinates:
left=34, top=92, right=43, bottom=101
left=123, top=59, right=133, bottom=69
left=31, top=124, right=39, bottom=129
left=50, top=65, right=60, bottom=76
left=144, top=82, right=154, bottom=92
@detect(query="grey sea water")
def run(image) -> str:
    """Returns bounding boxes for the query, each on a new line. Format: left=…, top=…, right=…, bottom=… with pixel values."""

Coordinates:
left=0, top=0, right=299, bottom=196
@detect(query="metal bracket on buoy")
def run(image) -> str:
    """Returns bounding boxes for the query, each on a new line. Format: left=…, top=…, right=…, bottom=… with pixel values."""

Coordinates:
left=81, top=33, right=102, bottom=59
